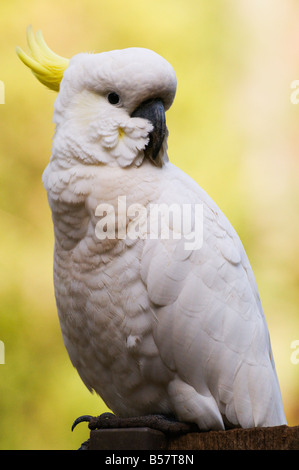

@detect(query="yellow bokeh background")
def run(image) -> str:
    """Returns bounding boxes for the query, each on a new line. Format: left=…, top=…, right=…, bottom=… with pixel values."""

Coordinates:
left=0, top=0, right=298, bottom=449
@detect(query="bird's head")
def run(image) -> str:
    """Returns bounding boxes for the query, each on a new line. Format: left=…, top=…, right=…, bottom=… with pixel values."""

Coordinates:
left=16, top=27, right=177, bottom=168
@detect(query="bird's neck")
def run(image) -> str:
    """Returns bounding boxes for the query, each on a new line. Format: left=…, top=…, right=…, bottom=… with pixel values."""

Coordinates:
left=42, top=158, right=167, bottom=250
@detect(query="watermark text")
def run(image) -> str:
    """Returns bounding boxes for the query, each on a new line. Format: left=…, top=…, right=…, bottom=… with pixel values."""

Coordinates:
left=95, top=196, right=203, bottom=251
left=290, top=340, right=299, bottom=365
left=290, top=80, right=299, bottom=104
left=0, top=341, right=4, bottom=364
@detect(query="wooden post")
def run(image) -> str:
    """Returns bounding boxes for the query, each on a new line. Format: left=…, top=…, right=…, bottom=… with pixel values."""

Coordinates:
left=86, top=425, right=299, bottom=450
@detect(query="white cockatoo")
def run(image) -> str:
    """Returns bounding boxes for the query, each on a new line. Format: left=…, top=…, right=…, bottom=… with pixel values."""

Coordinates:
left=17, top=27, right=287, bottom=431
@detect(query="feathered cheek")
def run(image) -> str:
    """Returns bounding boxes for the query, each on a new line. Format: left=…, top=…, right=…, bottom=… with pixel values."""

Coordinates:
left=90, top=118, right=153, bottom=166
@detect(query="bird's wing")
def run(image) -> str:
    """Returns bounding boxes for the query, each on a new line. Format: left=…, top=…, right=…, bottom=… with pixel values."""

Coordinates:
left=141, top=163, right=286, bottom=428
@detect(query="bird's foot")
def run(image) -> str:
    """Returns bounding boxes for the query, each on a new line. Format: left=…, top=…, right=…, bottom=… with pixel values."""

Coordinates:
left=72, top=412, right=198, bottom=436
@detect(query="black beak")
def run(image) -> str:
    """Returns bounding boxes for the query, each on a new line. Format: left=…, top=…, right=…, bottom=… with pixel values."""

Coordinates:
left=131, top=99, right=166, bottom=163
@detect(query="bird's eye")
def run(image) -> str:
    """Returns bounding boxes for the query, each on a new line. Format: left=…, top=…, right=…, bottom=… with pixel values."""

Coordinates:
left=107, top=92, right=120, bottom=105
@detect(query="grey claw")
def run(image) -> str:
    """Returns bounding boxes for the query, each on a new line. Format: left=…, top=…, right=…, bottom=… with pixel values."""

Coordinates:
left=71, top=414, right=93, bottom=432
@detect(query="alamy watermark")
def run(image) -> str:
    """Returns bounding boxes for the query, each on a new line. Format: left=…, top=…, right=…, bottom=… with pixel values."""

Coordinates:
left=290, top=80, right=299, bottom=104
left=0, top=341, right=4, bottom=364
left=95, top=196, right=203, bottom=251
left=290, top=340, right=299, bottom=365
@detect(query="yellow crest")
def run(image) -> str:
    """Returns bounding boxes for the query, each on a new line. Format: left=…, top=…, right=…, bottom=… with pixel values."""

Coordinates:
left=16, top=26, right=69, bottom=92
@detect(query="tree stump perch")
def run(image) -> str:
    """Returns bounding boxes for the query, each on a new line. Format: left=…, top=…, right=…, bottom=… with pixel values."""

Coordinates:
left=167, top=425, right=299, bottom=450
left=86, top=425, right=299, bottom=450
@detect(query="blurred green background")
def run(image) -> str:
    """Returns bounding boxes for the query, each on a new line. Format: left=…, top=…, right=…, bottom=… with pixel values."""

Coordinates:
left=0, top=0, right=298, bottom=450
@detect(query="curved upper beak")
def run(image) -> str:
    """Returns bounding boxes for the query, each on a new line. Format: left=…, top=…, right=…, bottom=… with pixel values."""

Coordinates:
left=131, top=99, right=166, bottom=163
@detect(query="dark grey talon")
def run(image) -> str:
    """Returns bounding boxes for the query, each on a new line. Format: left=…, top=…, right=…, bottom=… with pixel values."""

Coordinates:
left=87, top=413, right=199, bottom=435
left=71, top=414, right=93, bottom=432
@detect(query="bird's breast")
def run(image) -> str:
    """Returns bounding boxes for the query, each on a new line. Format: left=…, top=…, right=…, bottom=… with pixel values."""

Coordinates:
left=44, top=161, right=175, bottom=414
